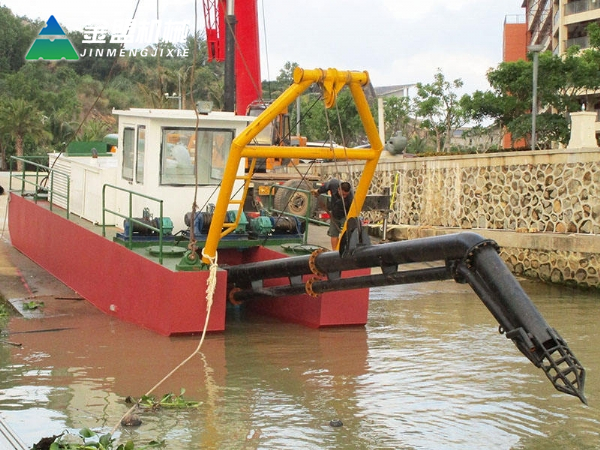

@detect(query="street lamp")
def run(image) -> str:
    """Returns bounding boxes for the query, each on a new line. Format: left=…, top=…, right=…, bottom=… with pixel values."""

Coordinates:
left=164, top=91, right=181, bottom=110
left=528, top=44, right=544, bottom=150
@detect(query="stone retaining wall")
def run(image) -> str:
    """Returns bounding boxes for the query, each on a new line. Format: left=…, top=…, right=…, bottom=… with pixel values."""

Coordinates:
left=307, top=148, right=600, bottom=289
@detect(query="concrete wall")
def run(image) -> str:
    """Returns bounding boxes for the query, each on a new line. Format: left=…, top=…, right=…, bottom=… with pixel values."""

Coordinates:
left=308, top=148, right=600, bottom=289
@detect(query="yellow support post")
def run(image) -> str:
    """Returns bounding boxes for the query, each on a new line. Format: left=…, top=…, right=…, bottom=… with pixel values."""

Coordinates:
left=201, top=68, right=383, bottom=264
left=341, top=79, right=385, bottom=239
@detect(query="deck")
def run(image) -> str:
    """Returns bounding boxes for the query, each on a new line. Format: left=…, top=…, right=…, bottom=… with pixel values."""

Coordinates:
left=11, top=191, right=329, bottom=272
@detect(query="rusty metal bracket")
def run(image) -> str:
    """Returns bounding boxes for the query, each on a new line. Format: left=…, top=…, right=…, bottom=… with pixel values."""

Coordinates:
left=305, top=277, right=320, bottom=297
left=308, top=247, right=326, bottom=277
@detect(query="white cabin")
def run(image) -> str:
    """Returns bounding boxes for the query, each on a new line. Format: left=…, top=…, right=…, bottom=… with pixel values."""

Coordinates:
left=51, top=108, right=252, bottom=232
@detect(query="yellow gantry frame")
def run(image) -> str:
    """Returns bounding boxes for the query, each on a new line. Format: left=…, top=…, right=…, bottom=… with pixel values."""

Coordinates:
left=201, top=67, right=384, bottom=264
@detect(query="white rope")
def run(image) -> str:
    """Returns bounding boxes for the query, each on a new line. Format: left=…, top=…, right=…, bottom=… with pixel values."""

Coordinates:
left=202, top=250, right=218, bottom=312
left=111, top=251, right=219, bottom=435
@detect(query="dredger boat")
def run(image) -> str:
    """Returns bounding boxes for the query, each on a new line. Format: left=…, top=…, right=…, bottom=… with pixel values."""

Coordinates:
left=7, top=68, right=586, bottom=403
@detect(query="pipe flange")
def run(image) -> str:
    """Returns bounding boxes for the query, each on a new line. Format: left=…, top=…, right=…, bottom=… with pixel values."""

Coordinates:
left=228, top=287, right=243, bottom=306
left=464, top=239, right=500, bottom=268
left=305, top=277, right=320, bottom=297
left=308, top=247, right=327, bottom=277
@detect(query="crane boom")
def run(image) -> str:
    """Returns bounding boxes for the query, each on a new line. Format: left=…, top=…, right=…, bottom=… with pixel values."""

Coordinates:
left=203, top=0, right=225, bottom=61
left=202, top=0, right=262, bottom=114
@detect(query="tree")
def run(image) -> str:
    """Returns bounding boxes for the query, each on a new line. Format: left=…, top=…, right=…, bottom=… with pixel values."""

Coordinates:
left=472, top=59, right=541, bottom=148
left=262, top=61, right=299, bottom=100
left=0, top=7, right=38, bottom=74
left=68, top=30, right=122, bottom=80
left=539, top=46, right=600, bottom=113
left=471, top=47, right=600, bottom=149
left=292, top=87, right=365, bottom=147
left=508, top=112, right=570, bottom=149
left=78, top=118, right=112, bottom=142
left=413, top=70, right=468, bottom=153
left=588, top=23, right=600, bottom=51
left=383, top=95, right=411, bottom=141
left=46, top=107, right=76, bottom=151
left=460, top=89, right=518, bottom=149
left=0, top=98, right=50, bottom=170
left=1, top=63, right=82, bottom=131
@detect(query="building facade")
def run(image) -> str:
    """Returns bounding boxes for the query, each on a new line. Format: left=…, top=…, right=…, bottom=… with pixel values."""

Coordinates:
left=516, top=1, right=600, bottom=140
left=523, top=0, right=554, bottom=49
left=503, top=14, right=528, bottom=61
left=502, top=15, right=528, bottom=149
left=549, top=0, right=600, bottom=53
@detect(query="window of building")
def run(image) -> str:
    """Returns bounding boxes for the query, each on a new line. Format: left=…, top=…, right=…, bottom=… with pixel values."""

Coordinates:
left=160, top=127, right=233, bottom=185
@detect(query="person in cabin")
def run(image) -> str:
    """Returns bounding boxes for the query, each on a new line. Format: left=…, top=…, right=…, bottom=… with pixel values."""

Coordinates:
left=312, top=179, right=353, bottom=250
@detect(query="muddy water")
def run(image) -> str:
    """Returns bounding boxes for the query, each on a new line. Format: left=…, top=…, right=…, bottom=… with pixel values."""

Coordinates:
left=0, top=278, right=599, bottom=449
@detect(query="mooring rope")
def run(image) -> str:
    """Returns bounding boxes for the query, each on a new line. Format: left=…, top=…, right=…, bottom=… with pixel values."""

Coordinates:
left=111, top=251, right=218, bottom=435
left=110, top=0, right=220, bottom=436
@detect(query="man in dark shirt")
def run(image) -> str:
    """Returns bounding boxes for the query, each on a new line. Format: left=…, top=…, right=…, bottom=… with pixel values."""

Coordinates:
left=312, top=179, right=353, bottom=250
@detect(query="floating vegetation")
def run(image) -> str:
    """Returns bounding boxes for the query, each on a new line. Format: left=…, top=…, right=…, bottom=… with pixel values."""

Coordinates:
left=32, top=390, right=198, bottom=449
left=33, top=427, right=164, bottom=449
left=126, top=388, right=202, bottom=410
left=22, top=300, right=45, bottom=310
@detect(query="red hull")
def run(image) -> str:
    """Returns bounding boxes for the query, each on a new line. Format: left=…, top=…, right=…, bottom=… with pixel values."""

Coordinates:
left=8, top=194, right=369, bottom=335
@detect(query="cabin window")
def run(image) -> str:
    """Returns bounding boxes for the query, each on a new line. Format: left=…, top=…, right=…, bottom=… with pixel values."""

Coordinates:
left=160, top=127, right=233, bottom=185
left=122, top=127, right=135, bottom=181
left=136, top=126, right=145, bottom=184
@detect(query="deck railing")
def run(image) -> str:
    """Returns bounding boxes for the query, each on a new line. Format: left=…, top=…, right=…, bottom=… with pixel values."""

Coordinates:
left=102, top=184, right=167, bottom=265
left=9, top=156, right=70, bottom=219
left=9, top=156, right=170, bottom=265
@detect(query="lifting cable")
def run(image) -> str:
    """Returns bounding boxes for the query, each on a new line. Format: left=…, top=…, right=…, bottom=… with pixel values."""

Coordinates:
left=259, top=0, right=272, bottom=98
left=322, top=91, right=355, bottom=223
left=334, top=96, right=357, bottom=222
left=223, top=3, right=263, bottom=104
left=185, top=0, right=202, bottom=259
left=194, top=0, right=268, bottom=228
left=255, top=95, right=324, bottom=247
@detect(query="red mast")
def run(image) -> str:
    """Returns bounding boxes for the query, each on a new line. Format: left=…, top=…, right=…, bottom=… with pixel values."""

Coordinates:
left=202, top=0, right=262, bottom=115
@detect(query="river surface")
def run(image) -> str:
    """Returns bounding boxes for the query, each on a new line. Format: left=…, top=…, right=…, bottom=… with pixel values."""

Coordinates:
left=0, top=277, right=598, bottom=449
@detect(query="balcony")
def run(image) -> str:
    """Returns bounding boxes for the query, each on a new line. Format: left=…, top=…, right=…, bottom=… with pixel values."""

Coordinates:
left=566, top=35, right=591, bottom=48
left=565, top=0, right=600, bottom=15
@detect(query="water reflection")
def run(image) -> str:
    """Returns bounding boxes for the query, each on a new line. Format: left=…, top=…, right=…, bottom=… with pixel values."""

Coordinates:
left=0, top=279, right=598, bottom=449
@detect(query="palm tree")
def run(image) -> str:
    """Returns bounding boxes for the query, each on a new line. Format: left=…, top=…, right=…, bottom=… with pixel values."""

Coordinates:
left=78, top=118, right=111, bottom=142
left=0, top=98, right=49, bottom=171
left=47, top=108, right=77, bottom=151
